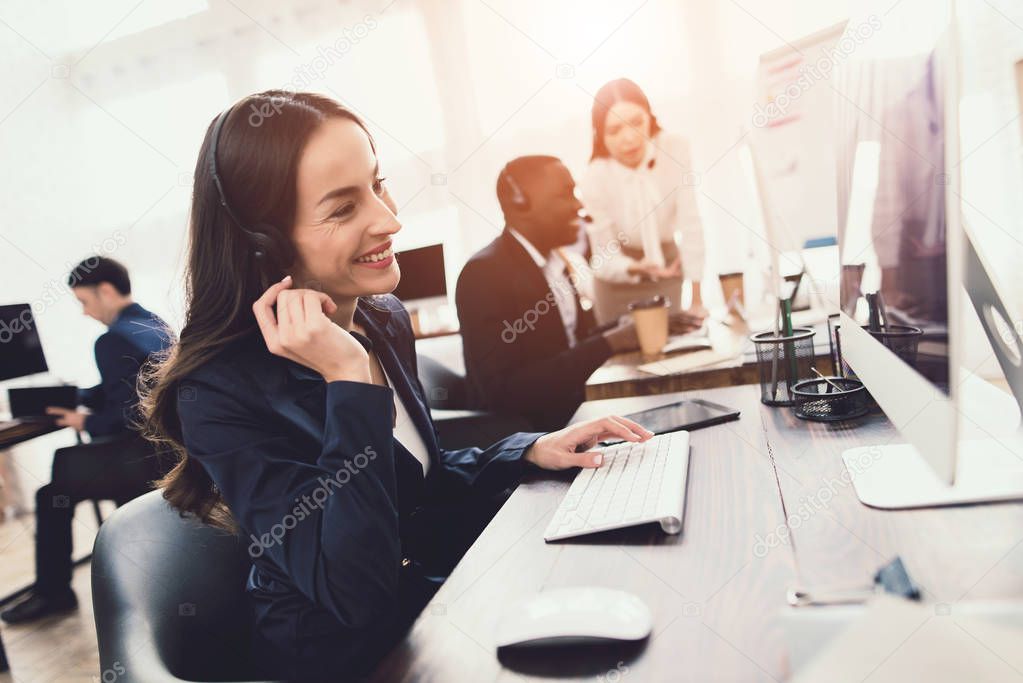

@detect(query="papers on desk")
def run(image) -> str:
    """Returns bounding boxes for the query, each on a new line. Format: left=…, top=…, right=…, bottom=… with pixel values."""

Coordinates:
left=661, top=334, right=713, bottom=355
left=636, top=349, right=738, bottom=376
left=789, top=596, right=1023, bottom=682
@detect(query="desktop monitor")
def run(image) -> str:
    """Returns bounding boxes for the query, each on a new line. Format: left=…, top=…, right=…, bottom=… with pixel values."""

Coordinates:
left=748, top=20, right=847, bottom=327
left=392, top=244, right=446, bottom=306
left=0, top=303, right=49, bottom=382
left=833, top=7, right=1023, bottom=508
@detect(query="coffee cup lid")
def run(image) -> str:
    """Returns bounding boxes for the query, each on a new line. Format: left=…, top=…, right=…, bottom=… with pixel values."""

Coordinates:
left=628, top=295, right=670, bottom=311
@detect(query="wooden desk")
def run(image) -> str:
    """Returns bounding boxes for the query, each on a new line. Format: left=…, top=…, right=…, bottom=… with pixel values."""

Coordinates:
left=371, top=385, right=1023, bottom=682
left=586, top=320, right=834, bottom=401
left=0, top=420, right=64, bottom=451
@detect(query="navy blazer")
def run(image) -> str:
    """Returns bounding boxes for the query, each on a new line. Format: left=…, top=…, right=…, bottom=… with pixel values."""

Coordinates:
left=78, top=302, right=172, bottom=436
left=177, top=294, right=543, bottom=681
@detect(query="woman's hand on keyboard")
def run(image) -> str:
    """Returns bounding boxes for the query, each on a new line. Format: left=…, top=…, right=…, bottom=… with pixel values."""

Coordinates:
left=525, top=417, right=653, bottom=470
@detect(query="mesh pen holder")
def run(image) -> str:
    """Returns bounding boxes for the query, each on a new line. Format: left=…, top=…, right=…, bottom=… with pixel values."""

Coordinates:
left=864, top=325, right=924, bottom=367
left=791, top=377, right=869, bottom=422
left=751, top=328, right=817, bottom=406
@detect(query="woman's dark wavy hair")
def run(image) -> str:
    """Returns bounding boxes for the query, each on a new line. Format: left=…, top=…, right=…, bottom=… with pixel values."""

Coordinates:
left=589, top=78, right=662, bottom=161
left=139, top=90, right=375, bottom=529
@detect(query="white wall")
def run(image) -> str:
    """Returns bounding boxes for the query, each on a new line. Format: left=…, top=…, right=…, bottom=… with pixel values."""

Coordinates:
left=0, top=0, right=1019, bottom=387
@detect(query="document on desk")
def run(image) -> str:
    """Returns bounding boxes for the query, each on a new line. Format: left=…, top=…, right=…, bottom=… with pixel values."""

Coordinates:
left=661, top=334, right=713, bottom=355
left=636, top=349, right=738, bottom=376
left=791, top=596, right=1023, bottom=682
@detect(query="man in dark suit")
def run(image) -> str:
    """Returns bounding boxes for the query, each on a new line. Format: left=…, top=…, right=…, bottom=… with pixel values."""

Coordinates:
left=2, top=257, right=173, bottom=624
left=456, top=156, right=641, bottom=431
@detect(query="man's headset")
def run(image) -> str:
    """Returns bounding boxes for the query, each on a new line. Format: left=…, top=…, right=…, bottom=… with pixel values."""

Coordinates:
left=496, top=163, right=530, bottom=211
left=207, top=104, right=296, bottom=288
left=497, top=161, right=593, bottom=224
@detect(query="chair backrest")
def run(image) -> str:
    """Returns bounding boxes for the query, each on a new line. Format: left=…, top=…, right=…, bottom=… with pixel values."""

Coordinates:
left=416, top=353, right=469, bottom=409
left=92, top=489, right=265, bottom=682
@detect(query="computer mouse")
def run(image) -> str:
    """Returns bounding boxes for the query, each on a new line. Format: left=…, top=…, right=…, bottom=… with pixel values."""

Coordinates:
left=495, top=587, right=653, bottom=648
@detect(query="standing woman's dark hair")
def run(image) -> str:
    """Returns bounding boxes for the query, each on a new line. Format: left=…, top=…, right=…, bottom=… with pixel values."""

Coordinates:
left=589, top=78, right=662, bottom=160
left=139, top=90, right=375, bottom=528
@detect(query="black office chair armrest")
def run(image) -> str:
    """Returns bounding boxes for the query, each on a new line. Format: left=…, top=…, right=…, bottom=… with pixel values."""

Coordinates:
left=430, top=409, right=534, bottom=450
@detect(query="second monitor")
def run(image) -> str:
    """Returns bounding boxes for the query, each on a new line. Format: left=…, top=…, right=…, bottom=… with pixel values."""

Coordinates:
left=392, top=244, right=446, bottom=307
left=0, top=303, right=49, bottom=382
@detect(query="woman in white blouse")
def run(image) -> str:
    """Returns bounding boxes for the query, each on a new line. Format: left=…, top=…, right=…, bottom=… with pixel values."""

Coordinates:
left=579, top=78, right=707, bottom=325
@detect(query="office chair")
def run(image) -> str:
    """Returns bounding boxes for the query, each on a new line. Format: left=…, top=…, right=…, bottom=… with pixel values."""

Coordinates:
left=416, top=353, right=469, bottom=410
left=416, top=353, right=532, bottom=449
left=91, top=490, right=281, bottom=683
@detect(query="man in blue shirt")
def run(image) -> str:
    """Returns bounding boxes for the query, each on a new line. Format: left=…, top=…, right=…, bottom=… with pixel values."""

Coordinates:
left=1, top=257, right=173, bottom=624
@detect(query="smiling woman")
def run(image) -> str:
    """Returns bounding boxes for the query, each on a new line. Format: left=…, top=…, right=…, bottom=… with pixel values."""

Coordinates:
left=288, top=114, right=401, bottom=303
left=137, top=90, right=652, bottom=681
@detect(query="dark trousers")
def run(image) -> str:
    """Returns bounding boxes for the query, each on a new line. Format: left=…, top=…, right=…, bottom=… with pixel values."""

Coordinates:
left=34, top=434, right=162, bottom=596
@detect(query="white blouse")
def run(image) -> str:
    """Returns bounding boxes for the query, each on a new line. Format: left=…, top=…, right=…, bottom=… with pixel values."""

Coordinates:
left=579, top=131, right=706, bottom=285
left=380, top=364, right=430, bottom=476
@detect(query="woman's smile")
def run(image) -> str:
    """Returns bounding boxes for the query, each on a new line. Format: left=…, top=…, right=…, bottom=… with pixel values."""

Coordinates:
left=353, top=241, right=395, bottom=268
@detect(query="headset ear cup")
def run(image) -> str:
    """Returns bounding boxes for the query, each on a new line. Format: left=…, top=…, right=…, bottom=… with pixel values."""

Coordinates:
left=246, top=224, right=294, bottom=286
left=505, top=173, right=529, bottom=210
left=245, top=230, right=275, bottom=290
left=256, top=223, right=295, bottom=268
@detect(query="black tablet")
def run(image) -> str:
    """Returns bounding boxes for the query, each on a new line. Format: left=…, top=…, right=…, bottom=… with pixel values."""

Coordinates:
left=604, top=399, right=740, bottom=444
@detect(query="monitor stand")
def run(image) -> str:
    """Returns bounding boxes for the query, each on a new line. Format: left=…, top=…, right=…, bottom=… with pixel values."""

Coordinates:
left=843, top=437, right=1023, bottom=509
left=845, top=373, right=1023, bottom=508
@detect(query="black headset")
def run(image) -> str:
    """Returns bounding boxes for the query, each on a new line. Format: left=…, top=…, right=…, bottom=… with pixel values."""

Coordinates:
left=207, top=104, right=295, bottom=288
left=497, top=163, right=530, bottom=211
left=497, top=160, right=595, bottom=224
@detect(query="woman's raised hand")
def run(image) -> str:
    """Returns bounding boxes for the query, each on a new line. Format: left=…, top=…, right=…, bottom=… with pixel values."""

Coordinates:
left=253, top=276, right=371, bottom=383
left=628, top=257, right=682, bottom=281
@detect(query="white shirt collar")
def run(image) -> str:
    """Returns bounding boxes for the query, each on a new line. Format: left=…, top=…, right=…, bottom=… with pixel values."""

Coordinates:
left=508, top=228, right=549, bottom=269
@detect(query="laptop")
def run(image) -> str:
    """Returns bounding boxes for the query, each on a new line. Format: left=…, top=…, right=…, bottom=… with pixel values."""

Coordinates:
left=8, top=385, right=79, bottom=422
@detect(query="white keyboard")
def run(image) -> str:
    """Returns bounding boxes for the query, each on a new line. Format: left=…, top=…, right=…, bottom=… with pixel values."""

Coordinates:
left=544, top=431, right=691, bottom=542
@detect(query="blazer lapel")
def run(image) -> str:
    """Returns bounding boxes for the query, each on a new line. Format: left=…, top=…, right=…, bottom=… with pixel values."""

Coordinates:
left=280, top=304, right=439, bottom=476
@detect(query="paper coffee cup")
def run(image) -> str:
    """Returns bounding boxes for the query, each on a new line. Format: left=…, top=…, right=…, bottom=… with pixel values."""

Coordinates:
left=719, top=272, right=745, bottom=312
left=629, top=296, right=670, bottom=356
